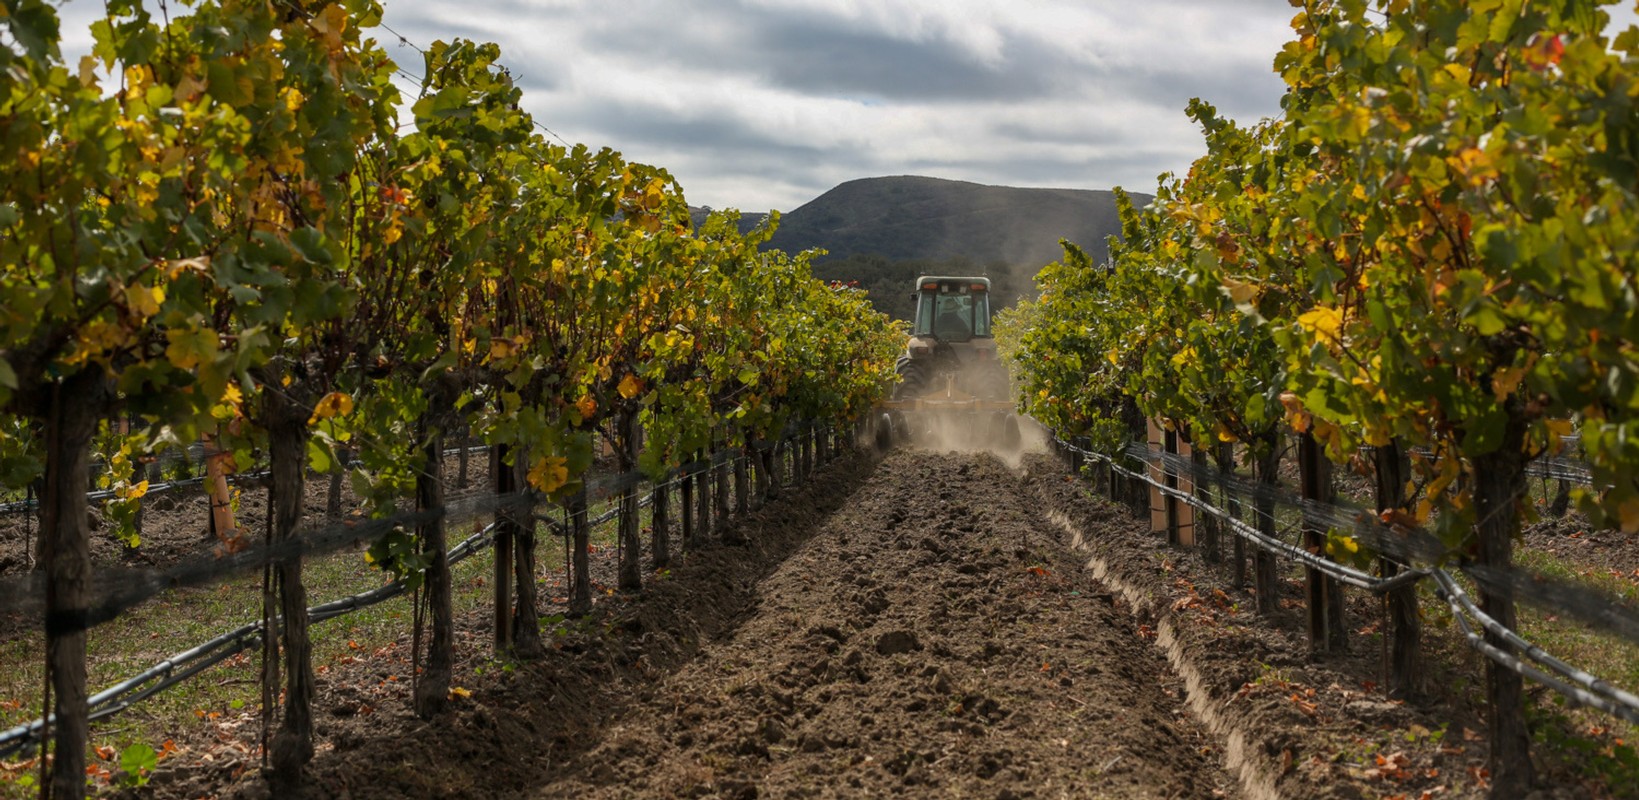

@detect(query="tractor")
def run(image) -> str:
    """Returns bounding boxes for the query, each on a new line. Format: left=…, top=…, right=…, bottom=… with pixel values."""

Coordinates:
left=875, top=276, right=1020, bottom=450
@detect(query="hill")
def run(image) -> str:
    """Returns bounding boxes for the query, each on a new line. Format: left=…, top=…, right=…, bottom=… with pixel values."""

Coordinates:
left=692, top=176, right=1146, bottom=320
left=766, top=175, right=1139, bottom=268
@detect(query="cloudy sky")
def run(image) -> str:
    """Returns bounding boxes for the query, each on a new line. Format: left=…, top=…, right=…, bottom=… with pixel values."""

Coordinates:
left=370, top=0, right=1300, bottom=211
left=52, top=1, right=1639, bottom=213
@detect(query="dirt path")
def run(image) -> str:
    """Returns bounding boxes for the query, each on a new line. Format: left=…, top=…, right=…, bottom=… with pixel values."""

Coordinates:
left=539, top=452, right=1234, bottom=798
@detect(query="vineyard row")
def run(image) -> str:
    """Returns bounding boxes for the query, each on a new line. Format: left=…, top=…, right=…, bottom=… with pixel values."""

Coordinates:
left=0, top=427, right=842, bottom=762
left=1, top=1, right=903, bottom=797
left=996, top=1, right=1639, bottom=796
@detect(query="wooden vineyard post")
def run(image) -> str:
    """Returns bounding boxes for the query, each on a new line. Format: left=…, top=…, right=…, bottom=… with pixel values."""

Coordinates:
left=1373, top=441, right=1419, bottom=698
left=760, top=444, right=780, bottom=501
left=616, top=412, right=643, bottom=591
left=1175, top=429, right=1195, bottom=546
left=652, top=475, right=672, bottom=570
left=1298, top=432, right=1345, bottom=654
left=326, top=446, right=348, bottom=520
left=568, top=487, right=591, bottom=617
left=713, top=446, right=731, bottom=528
left=456, top=434, right=470, bottom=489
left=1147, top=420, right=1194, bottom=546
left=681, top=458, right=696, bottom=549
left=1217, top=442, right=1246, bottom=590
left=1252, top=438, right=1281, bottom=615
left=1193, top=438, right=1219, bottom=563
left=492, top=446, right=513, bottom=652
left=1147, top=419, right=1166, bottom=538
left=752, top=443, right=770, bottom=509
left=263, top=385, right=316, bottom=794
left=694, top=452, right=712, bottom=539
left=773, top=439, right=788, bottom=493
left=202, top=430, right=240, bottom=545
left=510, top=469, right=544, bottom=657
left=734, top=447, right=750, bottom=517
left=413, top=431, right=453, bottom=718
left=1473, top=416, right=1536, bottom=793
left=39, top=371, right=109, bottom=800
left=799, top=427, right=813, bottom=483
left=1163, top=426, right=1179, bottom=545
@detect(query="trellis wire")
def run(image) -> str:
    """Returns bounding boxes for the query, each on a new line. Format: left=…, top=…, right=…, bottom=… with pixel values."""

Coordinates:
left=1056, top=435, right=1639, bottom=725
left=0, top=427, right=830, bottom=757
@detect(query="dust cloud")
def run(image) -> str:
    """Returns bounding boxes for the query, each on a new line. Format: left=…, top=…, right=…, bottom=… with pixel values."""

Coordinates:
left=899, top=412, right=1051, bottom=470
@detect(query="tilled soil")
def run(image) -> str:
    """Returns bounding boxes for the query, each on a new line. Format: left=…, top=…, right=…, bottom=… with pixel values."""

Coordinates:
left=125, top=449, right=1237, bottom=799
left=27, top=439, right=1634, bottom=798
left=540, top=453, right=1232, bottom=799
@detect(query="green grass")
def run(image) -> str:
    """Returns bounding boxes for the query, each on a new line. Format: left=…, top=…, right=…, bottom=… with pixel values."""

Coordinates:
left=1413, top=546, right=1639, bottom=793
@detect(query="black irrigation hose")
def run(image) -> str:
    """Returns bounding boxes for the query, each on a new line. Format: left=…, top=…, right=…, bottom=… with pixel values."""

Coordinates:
left=1101, top=444, right=1415, bottom=592
left=1055, top=435, right=1639, bottom=724
left=1433, top=571, right=1639, bottom=725
left=1127, top=443, right=1639, bottom=643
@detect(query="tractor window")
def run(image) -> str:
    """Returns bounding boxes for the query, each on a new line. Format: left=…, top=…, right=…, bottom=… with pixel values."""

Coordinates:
left=912, top=284, right=991, bottom=340
left=972, top=293, right=991, bottom=337
left=913, top=292, right=938, bottom=336
left=933, top=295, right=973, bottom=341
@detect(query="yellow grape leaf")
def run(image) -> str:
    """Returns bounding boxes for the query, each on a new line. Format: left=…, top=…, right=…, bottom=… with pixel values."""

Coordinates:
left=125, top=284, right=165, bottom=319
left=1449, top=147, right=1497, bottom=187
left=1363, top=420, right=1392, bottom=448
left=310, top=392, right=354, bottom=422
left=1296, top=306, right=1343, bottom=346
left=77, top=55, right=99, bottom=89
left=280, top=86, right=305, bottom=113
left=1278, top=391, right=1309, bottom=425
left=176, top=73, right=206, bottom=102
left=448, top=686, right=472, bottom=700
left=528, top=455, right=570, bottom=493
left=489, top=338, right=516, bottom=362
left=1221, top=277, right=1257, bottom=305
left=576, top=394, right=597, bottom=420
left=644, top=177, right=667, bottom=211
left=164, top=327, right=219, bottom=370
left=1491, top=366, right=1526, bottom=400
left=1544, top=418, right=1573, bottom=447
left=617, top=373, right=643, bottom=400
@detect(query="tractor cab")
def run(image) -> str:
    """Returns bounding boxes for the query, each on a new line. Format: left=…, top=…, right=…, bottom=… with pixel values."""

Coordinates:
left=911, top=277, right=992, bottom=343
left=894, top=275, right=1005, bottom=402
